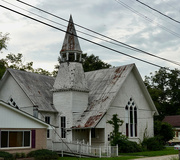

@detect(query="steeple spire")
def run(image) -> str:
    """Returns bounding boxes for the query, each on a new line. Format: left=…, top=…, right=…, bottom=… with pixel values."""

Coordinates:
left=60, top=15, right=82, bottom=63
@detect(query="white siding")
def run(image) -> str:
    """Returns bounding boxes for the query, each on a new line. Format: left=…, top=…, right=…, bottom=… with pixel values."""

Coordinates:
left=0, top=75, right=33, bottom=115
left=105, top=70, right=154, bottom=143
left=53, top=90, right=88, bottom=142
left=0, top=103, right=47, bottom=128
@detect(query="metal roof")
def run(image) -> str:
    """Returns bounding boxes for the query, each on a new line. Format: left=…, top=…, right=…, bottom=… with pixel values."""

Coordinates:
left=60, top=15, right=82, bottom=54
left=8, top=69, right=57, bottom=112
left=74, top=64, right=134, bottom=128
left=6, top=63, right=157, bottom=128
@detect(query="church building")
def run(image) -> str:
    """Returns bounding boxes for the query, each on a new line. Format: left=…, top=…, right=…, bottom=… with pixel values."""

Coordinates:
left=0, top=15, right=158, bottom=150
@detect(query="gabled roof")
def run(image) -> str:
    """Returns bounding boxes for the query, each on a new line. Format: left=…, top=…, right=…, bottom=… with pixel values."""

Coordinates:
left=75, top=63, right=158, bottom=128
left=1, top=63, right=157, bottom=128
left=75, top=64, right=134, bottom=128
left=7, top=69, right=57, bottom=112
left=163, top=115, right=180, bottom=127
left=0, top=100, right=49, bottom=128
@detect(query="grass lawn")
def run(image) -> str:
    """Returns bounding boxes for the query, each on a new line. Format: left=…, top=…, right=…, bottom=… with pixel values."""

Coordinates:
left=59, top=156, right=140, bottom=160
left=59, top=147, right=178, bottom=160
left=120, top=147, right=178, bottom=157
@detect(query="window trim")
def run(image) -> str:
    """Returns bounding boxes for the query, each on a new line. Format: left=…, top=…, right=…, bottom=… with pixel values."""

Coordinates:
left=45, top=116, right=51, bottom=139
left=0, top=130, right=31, bottom=149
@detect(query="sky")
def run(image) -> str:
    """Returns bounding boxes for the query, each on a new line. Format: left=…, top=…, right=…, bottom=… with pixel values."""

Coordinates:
left=1, top=0, right=180, bottom=79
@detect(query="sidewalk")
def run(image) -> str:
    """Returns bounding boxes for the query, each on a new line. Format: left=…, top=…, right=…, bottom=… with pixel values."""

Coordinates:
left=133, top=154, right=178, bottom=160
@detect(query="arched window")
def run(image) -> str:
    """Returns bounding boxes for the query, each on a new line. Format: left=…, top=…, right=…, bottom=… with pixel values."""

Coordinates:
left=125, top=105, right=129, bottom=137
left=125, top=98, right=138, bottom=138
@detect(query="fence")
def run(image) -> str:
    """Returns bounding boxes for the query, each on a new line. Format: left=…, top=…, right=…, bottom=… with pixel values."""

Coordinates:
left=52, top=141, right=118, bottom=157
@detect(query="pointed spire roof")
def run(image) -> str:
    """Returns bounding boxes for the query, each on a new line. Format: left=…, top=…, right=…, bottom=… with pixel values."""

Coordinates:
left=60, top=15, right=82, bottom=54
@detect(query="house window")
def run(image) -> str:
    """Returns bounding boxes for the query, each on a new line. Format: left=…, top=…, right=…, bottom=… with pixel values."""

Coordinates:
left=61, top=116, right=66, bottom=138
left=125, top=97, right=138, bottom=138
left=45, top=116, right=50, bottom=124
left=0, top=131, right=31, bottom=148
left=45, top=116, right=50, bottom=138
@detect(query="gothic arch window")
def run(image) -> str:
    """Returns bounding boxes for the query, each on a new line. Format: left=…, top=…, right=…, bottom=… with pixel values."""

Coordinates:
left=125, top=97, right=138, bottom=138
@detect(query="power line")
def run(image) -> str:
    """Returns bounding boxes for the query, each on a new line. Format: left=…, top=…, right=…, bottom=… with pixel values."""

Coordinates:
left=1, top=0, right=143, bottom=53
left=135, top=0, right=180, bottom=24
left=128, top=0, right=179, bottom=29
left=114, top=0, right=180, bottom=38
left=0, top=4, right=164, bottom=69
left=10, top=0, right=180, bottom=66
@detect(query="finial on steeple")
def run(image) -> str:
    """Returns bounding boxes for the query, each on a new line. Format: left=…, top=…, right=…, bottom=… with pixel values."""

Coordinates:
left=60, top=15, right=82, bottom=63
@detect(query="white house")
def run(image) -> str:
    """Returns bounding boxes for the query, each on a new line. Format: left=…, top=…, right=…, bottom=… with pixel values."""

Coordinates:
left=0, top=100, right=49, bottom=153
left=0, top=15, right=158, bottom=149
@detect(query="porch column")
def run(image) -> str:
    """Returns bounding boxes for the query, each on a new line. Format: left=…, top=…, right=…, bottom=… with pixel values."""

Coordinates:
left=89, top=129, right=91, bottom=146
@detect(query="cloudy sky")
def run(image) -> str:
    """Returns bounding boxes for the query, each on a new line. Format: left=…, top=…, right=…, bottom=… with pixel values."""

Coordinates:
left=1, top=0, right=180, bottom=78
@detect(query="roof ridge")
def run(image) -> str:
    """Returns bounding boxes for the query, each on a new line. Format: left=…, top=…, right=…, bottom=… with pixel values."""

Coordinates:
left=84, top=63, right=135, bottom=73
left=7, top=68, right=55, bottom=79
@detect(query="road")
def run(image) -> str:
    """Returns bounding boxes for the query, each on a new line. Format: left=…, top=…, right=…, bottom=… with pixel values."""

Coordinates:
left=133, top=154, right=178, bottom=160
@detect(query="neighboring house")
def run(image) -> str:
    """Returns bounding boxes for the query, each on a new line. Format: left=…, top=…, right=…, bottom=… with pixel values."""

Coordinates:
left=0, top=100, right=49, bottom=153
left=0, top=15, right=158, bottom=149
left=163, top=115, right=180, bottom=144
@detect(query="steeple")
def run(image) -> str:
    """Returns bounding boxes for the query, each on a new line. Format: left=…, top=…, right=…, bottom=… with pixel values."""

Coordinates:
left=60, top=15, right=82, bottom=63
left=53, top=15, right=89, bottom=141
left=53, top=15, right=88, bottom=92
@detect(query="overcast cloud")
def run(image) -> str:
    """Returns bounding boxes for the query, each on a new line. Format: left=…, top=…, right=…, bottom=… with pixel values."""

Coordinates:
left=1, top=0, right=180, bottom=78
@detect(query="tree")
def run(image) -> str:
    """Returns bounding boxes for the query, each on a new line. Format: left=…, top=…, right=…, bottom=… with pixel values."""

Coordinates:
left=107, top=114, right=124, bottom=145
left=82, top=53, right=111, bottom=72
left=0, top=32, right=9, bottom=79
left=54, top=53, right=112, bottom=76
left=144, top=67, right=180, bottom=120
left=0, top=53, right=52, bottom=79
left=0, top=32, right=9, bottom=52
left=154, top=121, right=174, bottom=144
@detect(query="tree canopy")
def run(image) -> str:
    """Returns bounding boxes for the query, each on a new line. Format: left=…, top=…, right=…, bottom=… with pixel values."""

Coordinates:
left=81, top=53, right=111, bottom=72
left=0, top=32, right=9, bottom=52
left=154, top=121, right=174, bottom=143
left=144, top=67, right=180, bottom=120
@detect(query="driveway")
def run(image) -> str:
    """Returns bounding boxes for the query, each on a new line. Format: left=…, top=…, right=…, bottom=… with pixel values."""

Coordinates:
left=133, top=154, right=178, bottom=160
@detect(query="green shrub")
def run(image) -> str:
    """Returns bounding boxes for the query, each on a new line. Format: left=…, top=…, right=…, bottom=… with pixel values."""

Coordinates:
left=20, top=153, right=26, bottom=158
left=0, top=151, right=13, bottom=160
left=14, top=153, right=20, bottom=159
left=117, top=138, right=142, bottom=153
left=154, top=121, right=174, bottom=144
left=27, top=149, right=58, bottom=160
left=141, top=136, right=164, bottom=151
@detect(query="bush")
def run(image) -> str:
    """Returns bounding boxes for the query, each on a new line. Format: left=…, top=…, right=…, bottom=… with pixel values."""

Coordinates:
left=27, top=149, right=58, bottom=160
left=14, top=153, right=21, bottom=159
left=154, top=121, right=174, bottom=144
left=20, top=153, right=26, bottom=158
left=117, top=138, right=142, bottom=153
left=0, top=151, right=13, bottom=160
left=141, top=136, right=164, bottom=151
